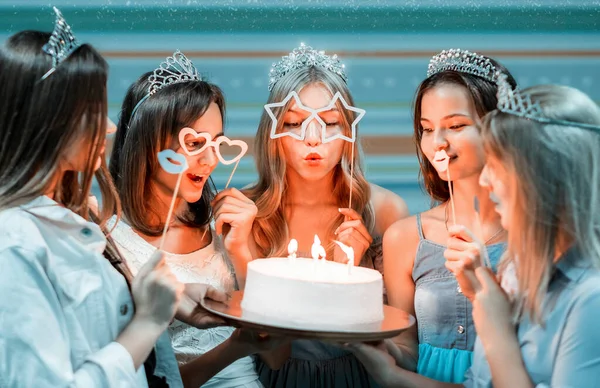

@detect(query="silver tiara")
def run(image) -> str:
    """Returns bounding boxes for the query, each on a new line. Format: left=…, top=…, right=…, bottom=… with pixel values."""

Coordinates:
left=427, top=48, right=496, bottom=83
left=130, top=50, right=202, bottom=121
left=41, top=7, right=81, bottom=80
left=496, top=72, right=600, bottom=132
left=268, top=43, right=347, bottom=91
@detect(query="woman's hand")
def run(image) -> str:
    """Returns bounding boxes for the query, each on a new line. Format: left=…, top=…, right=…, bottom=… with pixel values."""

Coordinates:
left=212, top=188, right=257, bottom=256
left=334, top=208, right=373, bottom=265
left=344, top=340, right=406, bottom=387
left=131, top=250, right=184, bottom=330
left=444, top=224, right=483, bottom=301
left=472, top=267, right=515, bottom=351
left=176, top=283, right=229, bottom=329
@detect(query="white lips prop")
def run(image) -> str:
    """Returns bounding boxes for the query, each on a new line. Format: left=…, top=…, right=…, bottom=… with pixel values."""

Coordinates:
left=432, top=150, right=450, bottom=172
left=157, top=149, right=189, bottom=174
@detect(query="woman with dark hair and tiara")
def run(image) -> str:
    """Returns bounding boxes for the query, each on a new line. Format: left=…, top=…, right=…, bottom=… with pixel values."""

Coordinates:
left=341, top=77, right=600, bottom=388
left=246, top=44, right=409, bottom=388
left=109, top=51, right=283, bottom=387
left=378, top=50, right=516, bottom=383
left=0, top=9, right=201, bottom=387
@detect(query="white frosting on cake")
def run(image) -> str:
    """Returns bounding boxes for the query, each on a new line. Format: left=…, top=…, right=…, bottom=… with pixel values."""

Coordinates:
left=241, top=257, right=384, bottom=325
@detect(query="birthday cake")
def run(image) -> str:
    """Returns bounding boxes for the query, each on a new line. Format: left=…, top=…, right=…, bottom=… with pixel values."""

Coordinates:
left=241, top=241, right=384, bottom=326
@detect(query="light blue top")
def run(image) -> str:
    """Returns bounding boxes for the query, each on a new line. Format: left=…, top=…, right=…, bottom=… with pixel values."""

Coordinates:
left=464, top=247, right=600, bottom=387
left=0, top=196, right=157, bottom=387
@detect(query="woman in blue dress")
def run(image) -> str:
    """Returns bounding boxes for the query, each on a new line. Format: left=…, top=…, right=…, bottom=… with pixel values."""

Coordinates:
left=338, top=79, right=600, bottom=388
left=380, top=49, right=516, bottom=383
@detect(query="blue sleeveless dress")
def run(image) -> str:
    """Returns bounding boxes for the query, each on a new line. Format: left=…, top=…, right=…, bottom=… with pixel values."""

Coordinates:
left=413, top=214, right=505, bottom=383
left=256, top=237, right=385, bottom=388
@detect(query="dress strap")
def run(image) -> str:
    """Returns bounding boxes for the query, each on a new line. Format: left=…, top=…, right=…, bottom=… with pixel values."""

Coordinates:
left=415, top=213, right=425, bottom=240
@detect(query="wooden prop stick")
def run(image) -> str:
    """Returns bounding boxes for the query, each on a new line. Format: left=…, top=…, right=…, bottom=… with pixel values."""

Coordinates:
left=473, top=197, right=492, bottom=268
left=156, top=149, right=189, bottom=252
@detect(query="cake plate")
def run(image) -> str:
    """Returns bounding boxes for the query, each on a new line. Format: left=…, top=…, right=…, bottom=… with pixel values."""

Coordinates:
left=201, top=291, right=415, bottom=341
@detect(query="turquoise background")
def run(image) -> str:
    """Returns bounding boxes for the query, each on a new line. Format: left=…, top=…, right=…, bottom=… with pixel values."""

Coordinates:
left=2, top=0, right=599, bottom=213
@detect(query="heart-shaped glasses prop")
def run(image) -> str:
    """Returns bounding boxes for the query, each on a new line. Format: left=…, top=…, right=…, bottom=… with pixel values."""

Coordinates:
left=156, top=149, right=190, bottom=251
left=265, top=91, right=365, bottom=209
left=432, top=150, right=456, bottom=225
left=178, top=127, right=248, bottom=189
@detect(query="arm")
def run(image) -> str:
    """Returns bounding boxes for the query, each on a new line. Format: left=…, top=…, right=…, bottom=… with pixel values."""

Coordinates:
left=226, top=246, right=253, bottom=290
left=178, top=337, right=253, bottom=388
left=347, top=341, right=461, bottom=388
left=257, top=343, right=291, bottom=370
left=0, top=245, right=142, bottom=387
left=383, top=217, right=420, bottom=371
left=179, top=330, right=290, bottom=387
left=548, top=288, right=600, bottom=387
left=484, top=334, right=532, bottom=388
left=370, top=183, right=410, bottom=235
left=212, top=188, right=258, bottom=290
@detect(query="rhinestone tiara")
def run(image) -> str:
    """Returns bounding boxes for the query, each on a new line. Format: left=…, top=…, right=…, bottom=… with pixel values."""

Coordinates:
left=427, top=48, right=496, bottom=83
left=41, top=7, right=81, bottom=80
left=129, top=50, right=202, bottom=122
left=268, top=43, right=347, bottom=91
left=496, top=72, right=600, bottom=132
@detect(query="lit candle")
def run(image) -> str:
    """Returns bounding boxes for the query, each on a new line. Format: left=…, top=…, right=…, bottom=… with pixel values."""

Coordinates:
left=311, top=235, right=326, bottom=273
left=288, top=238, right=298, bottom=260
left=334, top=240, right=355, bottom=275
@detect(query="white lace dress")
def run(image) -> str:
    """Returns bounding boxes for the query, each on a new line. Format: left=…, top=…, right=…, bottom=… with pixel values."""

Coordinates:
left=109, top=217, right=262, bottom=388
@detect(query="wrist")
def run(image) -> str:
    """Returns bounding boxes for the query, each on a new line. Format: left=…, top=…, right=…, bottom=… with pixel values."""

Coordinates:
left=130, top=313, right=170, bottom=335
left=224, top=336, right=254, bottom=359
left=480, top=325, right=518, bottom=357
left=226, top=244, right=253, bottom=262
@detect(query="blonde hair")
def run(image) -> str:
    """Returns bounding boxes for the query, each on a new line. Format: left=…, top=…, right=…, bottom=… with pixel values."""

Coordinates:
left=482, top=84, right=600, bottom=323
left=244, top=66, right=374, bottom=258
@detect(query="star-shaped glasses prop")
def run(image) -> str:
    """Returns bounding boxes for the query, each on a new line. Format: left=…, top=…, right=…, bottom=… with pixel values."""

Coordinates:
left=264, top=91, right=365, bottom=144
left=264, top=90, right=366, bottom=210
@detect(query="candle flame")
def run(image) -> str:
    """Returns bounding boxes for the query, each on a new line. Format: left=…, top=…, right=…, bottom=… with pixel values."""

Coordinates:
left=288, top=238, right=298, bottom=254
left=333, top=240, right=354, bottom=265
left=288, top=238, right=298, bottom=259
left=311, top=234, right=326, bottom=260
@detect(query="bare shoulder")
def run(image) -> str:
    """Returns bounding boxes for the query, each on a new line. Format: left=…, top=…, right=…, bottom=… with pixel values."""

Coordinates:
left=383, top=214, right=420, bottom=250
left=369, top=183, right=410, bottom=235
left=383, top=205, right=443, bottom=265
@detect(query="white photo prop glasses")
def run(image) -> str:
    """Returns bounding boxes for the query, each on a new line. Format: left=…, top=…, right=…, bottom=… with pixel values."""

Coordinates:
left=265, top=91, right=365, bottom=144
left=178, top=127, right=248, bottom=188
left=265, top=90, right=365, bottom=209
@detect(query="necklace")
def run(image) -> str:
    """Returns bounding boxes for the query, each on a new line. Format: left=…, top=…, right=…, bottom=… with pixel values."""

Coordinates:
left=444, top=202, right=504, bottom=244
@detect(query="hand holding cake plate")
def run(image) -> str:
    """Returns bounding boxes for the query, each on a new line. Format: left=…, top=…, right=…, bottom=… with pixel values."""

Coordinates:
left=201, top=290, right=414, bottom=341
left=201, top=239, right=414, bottom=341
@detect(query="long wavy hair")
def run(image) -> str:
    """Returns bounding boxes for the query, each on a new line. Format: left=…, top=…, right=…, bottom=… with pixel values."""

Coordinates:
left=482, top=84, right=600, bottom=323
left=244, top=66, right=374, bottom=258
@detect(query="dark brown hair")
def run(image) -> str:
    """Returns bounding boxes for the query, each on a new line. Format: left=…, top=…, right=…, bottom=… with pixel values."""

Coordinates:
left=0, top=30, right=118, bottom=224
left=413, top=58, right=517, bottom=204
left=110, top=71, right=225, bottom=236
